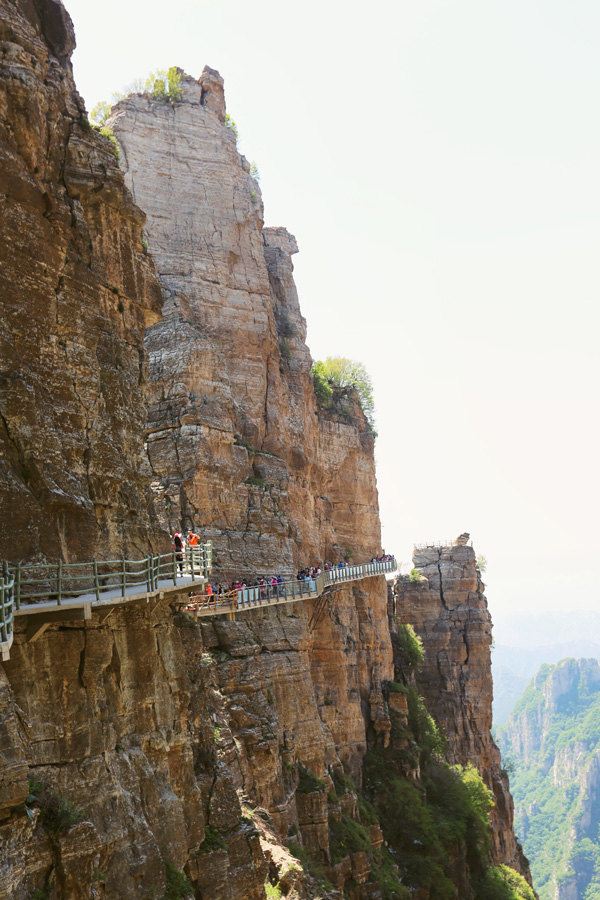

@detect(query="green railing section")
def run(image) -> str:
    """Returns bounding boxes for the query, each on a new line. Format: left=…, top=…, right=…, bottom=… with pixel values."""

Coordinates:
left=188, top=558, right=397, bottom=614
left=0, top=549, right=396, bottom=658
left=0, top=566, right=15, bottom=648
left=4, top=543, right=212, bottom=610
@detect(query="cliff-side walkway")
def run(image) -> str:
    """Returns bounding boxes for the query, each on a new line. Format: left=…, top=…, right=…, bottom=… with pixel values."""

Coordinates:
left=0, top=552, right=396, bottom=660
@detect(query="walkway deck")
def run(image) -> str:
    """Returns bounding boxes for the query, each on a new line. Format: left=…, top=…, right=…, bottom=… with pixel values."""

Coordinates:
left=0, top=555, right=396, bottom=660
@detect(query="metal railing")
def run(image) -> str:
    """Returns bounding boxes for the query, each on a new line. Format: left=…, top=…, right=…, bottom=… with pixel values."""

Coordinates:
left=1, top=544, right=212, bottom=612
left=0, top=550, right=395, bottom=656
left=0, top=567, right=15, bottom=654
left=326, top=559, right=396, bottom=581
left=186, top=557, right=397, bottom=616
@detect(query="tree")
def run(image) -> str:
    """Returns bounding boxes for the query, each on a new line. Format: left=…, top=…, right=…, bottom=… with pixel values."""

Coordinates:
left=311, top=357, right=376, bottom=431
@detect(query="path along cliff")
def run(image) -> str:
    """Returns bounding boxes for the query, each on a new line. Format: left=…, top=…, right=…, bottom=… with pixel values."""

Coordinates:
left=0, top=2, right=531, bottom=897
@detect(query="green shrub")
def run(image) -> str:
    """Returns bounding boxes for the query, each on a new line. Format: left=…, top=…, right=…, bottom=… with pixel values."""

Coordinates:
left=311, top=357, right=375, bottom=431
left=477, top=864, right=536, bottom=899
left=387, top=681, right=409, bottom=694
left=396, top=623, right=424, bottom=673
left=145, top=67, right=182, bottom=101
left=90, top=100, right=112, bottom=126
left=408, top=566, right=424, bottom=583
left=225, top=113, right=238, bottom=141
left=312, top=361, right=334, bottom=408
left=264, top=883, right=282, bottom=899
left=199, top=826, right=226, bottom=852
left=407, top=688, right=445, bottom=760
left=92, top=123, right=120, bottom=159
left=476, top=554, right=487, bottom=573
left=279, top=336, right=291, bottom=363
left=329, top=815, right=371, bottom=863
left=31, top=889, right=51, bottom=900
left=39, top=791, right=83, bottom=834
left=287, top=842, right=334, bottom=891
left=162, top=862, right=193, bottom=899
left=249, top=161, right=260, bottom=181
left=244, top=475, right=266, bottom=489
left=296, top=765, right=326, bottom=794
left=332, top=768, right=355, bottom=796
left=371, top=851, right=411, bottom=899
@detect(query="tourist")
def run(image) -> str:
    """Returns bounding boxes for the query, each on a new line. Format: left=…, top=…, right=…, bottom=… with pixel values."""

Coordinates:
left=173, top=530, right=185, bottom=574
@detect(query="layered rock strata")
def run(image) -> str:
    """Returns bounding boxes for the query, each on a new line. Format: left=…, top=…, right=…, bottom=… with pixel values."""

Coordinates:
left=393, top=537, right=532, bottom=879
left=111, top=69, right=381, bottom=576
left=0, top=0, right=163, bottom=563
left=0, top=573, right=392, bottom=898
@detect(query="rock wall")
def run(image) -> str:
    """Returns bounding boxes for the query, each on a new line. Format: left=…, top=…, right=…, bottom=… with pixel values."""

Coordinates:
left=0, top=0, right=164, bottom=563
left=393, top=536, right=532, bottom=879
left=0, top=574, right=392, bottom=899
left=111, top=69, right=381, bottom=576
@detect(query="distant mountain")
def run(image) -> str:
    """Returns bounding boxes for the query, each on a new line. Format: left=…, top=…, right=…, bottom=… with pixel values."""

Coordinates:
left=499, top=658, right=600, bottom=899
left=493, top=639, right=600, bottom=725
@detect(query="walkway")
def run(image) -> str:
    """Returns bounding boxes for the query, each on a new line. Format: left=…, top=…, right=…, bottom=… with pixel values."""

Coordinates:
left=0, top=551, right=396, bottom=660
left=0, top=547, right=212, bottom=661
left=185, top=560, right=397, bottom=618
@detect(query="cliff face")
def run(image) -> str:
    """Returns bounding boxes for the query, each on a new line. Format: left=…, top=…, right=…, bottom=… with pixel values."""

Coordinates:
left=0, top=575, right=393, bottom=898
left=0, top=0, right=163, bottom=563
left=393, top=538, right=531, bottom=879
left=500, top=658, right=600, bottom=900
left=110, top=70, right=381, bottom=575
left=0, top=6, right=530, bottom=898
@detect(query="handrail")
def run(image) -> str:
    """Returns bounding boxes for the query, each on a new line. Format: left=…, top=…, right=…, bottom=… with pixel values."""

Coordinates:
left=1, top=543, right=212, bottom=613
left=0, top=550, right=396, bottom=659
left=0, top=565, right=15, bottom=659
left=186, top=558, right=397, bottom=615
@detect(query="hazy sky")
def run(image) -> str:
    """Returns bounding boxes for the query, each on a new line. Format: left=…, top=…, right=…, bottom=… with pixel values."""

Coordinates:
left=66, top=0, right=600, bottom=619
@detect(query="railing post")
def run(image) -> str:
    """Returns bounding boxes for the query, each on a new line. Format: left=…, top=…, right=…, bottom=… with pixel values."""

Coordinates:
left=0, top=577, right=5, bottom=642
left=172, top=552, right=177, bottom=586
left=121, top=557, right=126, bottom=597
left=92, top=560, right=100, bottom=602
left=190, top=548, right=195, bottom=582
left=15, top=562, right=20, bottom=610
left=57, top=560, right=63, bottom=606
left=145, top=556, right=151, bottom=592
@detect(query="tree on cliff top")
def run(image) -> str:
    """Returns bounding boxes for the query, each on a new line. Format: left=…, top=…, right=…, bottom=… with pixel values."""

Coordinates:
left=312, top=357, right=376, bottom=432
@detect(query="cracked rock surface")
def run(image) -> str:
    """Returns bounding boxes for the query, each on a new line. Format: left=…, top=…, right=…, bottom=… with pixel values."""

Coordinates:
left=0, top=0, right=164, bottom=562
left=393, top=538, right=532, bottom=880
left=111, top=69, right=382, bottom=576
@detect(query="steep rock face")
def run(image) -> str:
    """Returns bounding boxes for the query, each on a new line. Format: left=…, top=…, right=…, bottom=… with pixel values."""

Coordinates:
left=111, top=69, right=381, bottom=576
left=0, top=0, right=164, bottom=563
left=393, top=538, right=531, bottom=879
left=500, top=658, right=600, bottom=900
left=0, top=597, right=268, bottom=899
left=0, top=575, right=392, bottom=898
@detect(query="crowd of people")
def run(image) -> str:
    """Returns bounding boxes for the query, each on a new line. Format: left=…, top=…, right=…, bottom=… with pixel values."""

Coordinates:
left=174, top=529, right=394, bottom=604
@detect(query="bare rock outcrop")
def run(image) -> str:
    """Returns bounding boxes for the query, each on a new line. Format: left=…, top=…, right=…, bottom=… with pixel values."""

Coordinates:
left=111, top=68, right=381, bottom=576
left=393, top=537, right=532, bottom=879
left=0, top=597, right=268, bottom=899
left=0, top=0, right=164, bottom=563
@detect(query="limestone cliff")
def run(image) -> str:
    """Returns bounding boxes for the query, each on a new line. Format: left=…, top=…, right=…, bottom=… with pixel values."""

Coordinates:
left=0, top=3, right=530, bottom=898
left=500, top=658, right=600, bottom=899
left=110, top=69, right=381, bottom=576
left=393, top=538, right=532, bottom=879
left=0, top=0, right=163, bottom=563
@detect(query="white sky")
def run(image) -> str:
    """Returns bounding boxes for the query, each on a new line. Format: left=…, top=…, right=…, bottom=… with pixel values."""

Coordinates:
left=66, top=0, right=600, bottom=618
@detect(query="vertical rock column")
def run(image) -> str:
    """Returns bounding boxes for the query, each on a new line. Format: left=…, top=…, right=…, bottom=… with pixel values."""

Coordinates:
left=112, top=67, right=383, bottom=574
left=393, top=536, right=532, bottom=878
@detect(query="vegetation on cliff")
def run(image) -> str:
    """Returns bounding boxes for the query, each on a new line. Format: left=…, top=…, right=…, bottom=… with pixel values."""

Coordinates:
left=500, top=658, right=600, bottom=898
left=312, top=357, right=376, bottom=432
